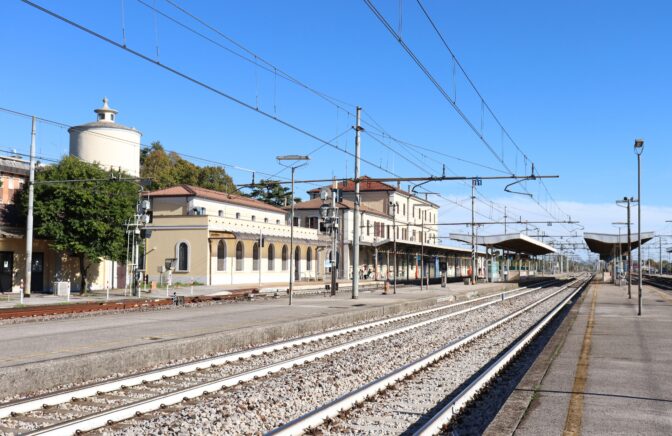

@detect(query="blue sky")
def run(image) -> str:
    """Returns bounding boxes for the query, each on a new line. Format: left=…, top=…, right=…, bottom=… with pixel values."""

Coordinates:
left=1, top=0, right=671, bottom=252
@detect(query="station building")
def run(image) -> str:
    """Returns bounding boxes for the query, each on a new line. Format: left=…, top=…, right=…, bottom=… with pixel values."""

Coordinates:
left=145, top=185, right=330, bottom=286
left=292, top=177, right=481, bottom=282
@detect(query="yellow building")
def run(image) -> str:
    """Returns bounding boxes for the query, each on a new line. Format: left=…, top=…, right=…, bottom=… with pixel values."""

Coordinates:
left=145, top=185, right=330, bottom=287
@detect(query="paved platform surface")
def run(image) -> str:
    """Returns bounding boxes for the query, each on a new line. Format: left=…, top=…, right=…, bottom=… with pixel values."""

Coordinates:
left=490, top=282, right=672, bottom=435
left=0, top=281, right=511, bottom=370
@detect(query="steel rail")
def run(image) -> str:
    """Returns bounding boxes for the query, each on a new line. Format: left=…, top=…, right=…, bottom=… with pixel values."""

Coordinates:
left=15, top=281, right=565, bottom=435
left=0, top=281, right=556, bottom=420
left=414, top=273, right=592, bottom=435
left=266, top=277, right=583, bottom=436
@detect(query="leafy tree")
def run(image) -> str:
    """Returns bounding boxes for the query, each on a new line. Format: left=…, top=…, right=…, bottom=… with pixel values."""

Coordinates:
left=140, top=142, right=237, bottom=193
left=246, top=179, right=300, bottom=207
left=18, top=156, right=138, bottom=293
left=197, top=166, right=236, bottom=192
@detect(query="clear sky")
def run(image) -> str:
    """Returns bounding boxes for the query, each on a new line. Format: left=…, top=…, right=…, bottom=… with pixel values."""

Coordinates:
left=1, top=0, right=671, bottom=257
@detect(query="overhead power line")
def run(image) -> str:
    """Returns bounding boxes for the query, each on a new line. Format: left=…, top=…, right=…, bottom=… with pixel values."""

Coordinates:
left=363, top=0, right=575, bottom=231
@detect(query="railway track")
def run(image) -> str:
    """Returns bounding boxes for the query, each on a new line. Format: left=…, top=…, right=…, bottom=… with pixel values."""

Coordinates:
left=0, top=290, right=257, bottom=321
left=0, top=278, right=571, bottom=435
left=270, top=274, right=591, bottom=436
left=642, top=274, right=672, bottom=291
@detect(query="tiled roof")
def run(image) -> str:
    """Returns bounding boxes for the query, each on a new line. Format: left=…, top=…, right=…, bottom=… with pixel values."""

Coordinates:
left=290, top=197, right=389, bottom=218
left=148, top=185, right=285, bottom=213
left=306, top=176, right=438, bottom=207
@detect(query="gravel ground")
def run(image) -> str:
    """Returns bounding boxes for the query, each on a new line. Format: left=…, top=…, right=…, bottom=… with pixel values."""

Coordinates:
left=318, top=286, right=576, bottom=435
left=0, top=287, right=540, bottom=434
left=88, top=285, right=564, bottom=435
left=0, top=282, right=531, bottom=407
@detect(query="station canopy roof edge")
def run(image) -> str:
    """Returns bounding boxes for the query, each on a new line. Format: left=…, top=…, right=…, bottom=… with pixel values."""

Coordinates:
left=448, top=232, right=556, bottom=256
left=583, top=231, right=655, bottom=260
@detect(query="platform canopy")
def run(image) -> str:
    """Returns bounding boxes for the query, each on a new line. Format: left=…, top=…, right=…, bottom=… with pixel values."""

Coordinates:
left=583, top=232, right=655, bottom=260
left=448, top=233, right=556, bottom=256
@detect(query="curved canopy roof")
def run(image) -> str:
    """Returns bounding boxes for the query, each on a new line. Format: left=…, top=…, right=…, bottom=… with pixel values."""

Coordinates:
left=583, top=232, right=655, bottom=260
left=449, top=233, right=556, bottom=255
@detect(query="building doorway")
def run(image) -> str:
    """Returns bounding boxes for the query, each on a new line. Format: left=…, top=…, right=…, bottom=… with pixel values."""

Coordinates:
left=0, top=252, right=12, bottom=292
left=116, top=263, right=127, bottom=289
left=31, top=252, right=44, bottom=293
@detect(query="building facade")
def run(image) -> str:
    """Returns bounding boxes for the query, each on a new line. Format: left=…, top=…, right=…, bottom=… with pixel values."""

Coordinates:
left=145, top=185, right=330, bottom=287
left=293, top=177, right=482, bottom=282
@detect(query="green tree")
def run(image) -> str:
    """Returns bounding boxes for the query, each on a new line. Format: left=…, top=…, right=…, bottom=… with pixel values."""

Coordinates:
left=197, top=166, right=236, bottom=192
left=18, top=156, right=138, bottom=293
left=246, top=179, right=299, bottom=207
left=140, top=142, right=237, bottom=193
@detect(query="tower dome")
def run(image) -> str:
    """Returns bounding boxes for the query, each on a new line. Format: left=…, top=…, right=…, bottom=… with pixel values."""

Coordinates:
left=68, top=98, right=142, bottom=177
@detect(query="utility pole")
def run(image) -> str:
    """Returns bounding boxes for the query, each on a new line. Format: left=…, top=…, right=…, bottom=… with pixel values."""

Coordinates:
left=635, top=138, right=643, bottom=316
left=471, top=179, right=476, bottom=285
left=504, top=205, right=508, bottom=281
left=330, top=180, right=338, bottom=296
left=290, top=167, right=295, bottom=305
left=659, top=236, right=662, bottom=275
left=23, top=117, right=36, bottom=300
left=627, top=198, right=632, bottom=299
left=276, top=154, right=309, bottom=306
left=390, top=200, right=397, bottom=294
left=420, top=207, right=425, bottom=290
left=352, top=106, right=362, bottom=299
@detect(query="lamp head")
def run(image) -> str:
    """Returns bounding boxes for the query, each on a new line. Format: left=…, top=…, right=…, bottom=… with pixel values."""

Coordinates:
left=634, top=138, right=644, bottom=155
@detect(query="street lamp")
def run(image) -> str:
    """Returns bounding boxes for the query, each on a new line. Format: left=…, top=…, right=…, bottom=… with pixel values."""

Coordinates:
left=634, top=138, right=643, bottom=316
left=276, top=155, right=310, bottom=306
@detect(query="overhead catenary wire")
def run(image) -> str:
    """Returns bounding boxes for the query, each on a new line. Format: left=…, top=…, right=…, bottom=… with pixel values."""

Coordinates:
left=17, top=1, right=577, bottom=240
left=0, top=105, right=291, bottom=183
left=15, top=1, right=460, bottom=191
left=363, top=0, right=575, bottom=232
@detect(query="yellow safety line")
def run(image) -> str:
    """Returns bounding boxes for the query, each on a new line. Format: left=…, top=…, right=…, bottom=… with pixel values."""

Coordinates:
left=562, top=283, right=597, bottom=436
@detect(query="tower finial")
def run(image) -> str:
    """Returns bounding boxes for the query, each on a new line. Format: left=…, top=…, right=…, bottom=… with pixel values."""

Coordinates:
left=102, top=97, right=109, bottom=108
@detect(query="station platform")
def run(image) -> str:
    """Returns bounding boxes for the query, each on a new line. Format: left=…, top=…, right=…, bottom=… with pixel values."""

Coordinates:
left=487, top=282, right=672, bottom=435
left=0, top=280, right=516, bottom=397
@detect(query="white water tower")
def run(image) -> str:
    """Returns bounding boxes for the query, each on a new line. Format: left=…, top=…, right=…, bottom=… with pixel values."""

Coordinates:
left=69, top=98, right=141, bottom=177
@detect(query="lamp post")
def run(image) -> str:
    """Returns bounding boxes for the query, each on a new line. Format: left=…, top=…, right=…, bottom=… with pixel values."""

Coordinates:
left=276, top=155, right=310, bottom=306
left=634, top=138, right=644, bottom=316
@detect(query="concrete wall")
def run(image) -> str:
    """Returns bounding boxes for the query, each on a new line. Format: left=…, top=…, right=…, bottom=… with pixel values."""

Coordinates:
left=69, top=126, right=141, bottom=177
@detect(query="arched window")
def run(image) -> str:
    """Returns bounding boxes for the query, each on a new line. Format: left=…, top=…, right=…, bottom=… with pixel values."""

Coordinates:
left=217, top=240, right=226, bottom=271
left=236, top=241, right=244, bottom=271
left=395, top=202, right=399, bottom=215
left=367, top=220, right=371, bottom=236
left=177, top=241, right=189, bottom=272
left=403, top=204, right=406, bottom=216
left=253, top=242, right=260, bottom=271
left=268, top=244, right=275, bottom=271
left=294, top=246, right=301, bottom=279
left=282, top=245, right=288, bottom=270
left=306, top=247, right=312, bottom=271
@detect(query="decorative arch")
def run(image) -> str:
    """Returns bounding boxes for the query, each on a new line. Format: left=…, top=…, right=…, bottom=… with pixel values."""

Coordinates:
left=175, top=240, right=190, bottom=272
